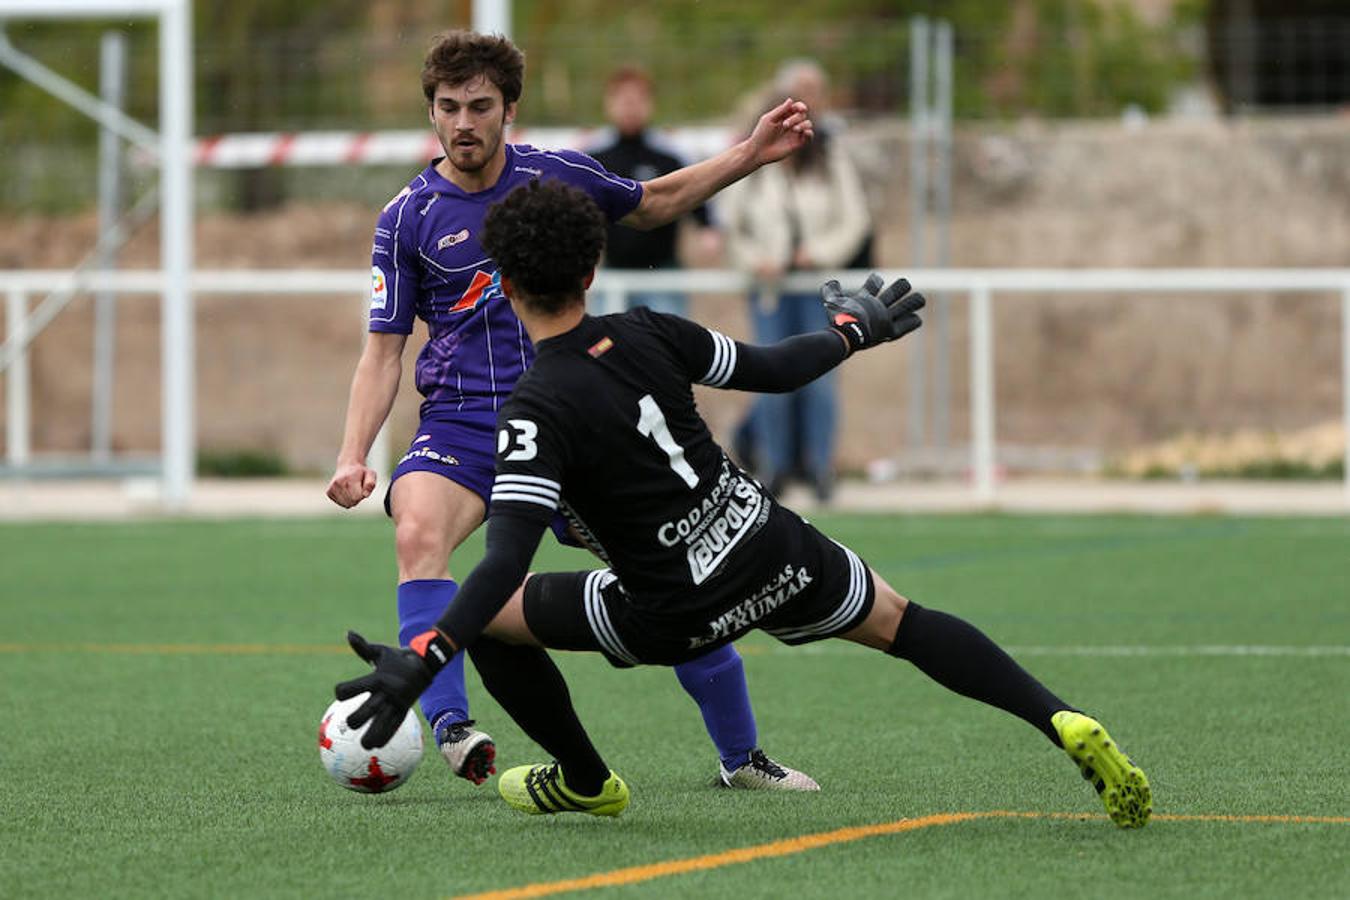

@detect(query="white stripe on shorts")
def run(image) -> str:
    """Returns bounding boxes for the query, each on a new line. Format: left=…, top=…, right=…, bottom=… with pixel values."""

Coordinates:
left=583, top=570, right=640, bottom=665
left=763, top=543, right=869, bottom=642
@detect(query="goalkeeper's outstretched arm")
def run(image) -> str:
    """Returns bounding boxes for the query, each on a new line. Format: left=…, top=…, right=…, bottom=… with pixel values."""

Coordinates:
left=711, top=273, right=926, bottom=394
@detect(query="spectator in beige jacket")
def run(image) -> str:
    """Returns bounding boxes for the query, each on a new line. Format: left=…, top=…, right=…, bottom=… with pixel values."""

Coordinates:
left=722, top=60, right=872, bottom=501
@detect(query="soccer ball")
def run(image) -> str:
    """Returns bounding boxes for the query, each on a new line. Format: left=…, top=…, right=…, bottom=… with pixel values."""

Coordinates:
left=318, top=693, right=424, bottom=793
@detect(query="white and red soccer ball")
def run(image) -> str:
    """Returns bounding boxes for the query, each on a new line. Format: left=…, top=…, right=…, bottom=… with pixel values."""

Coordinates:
left=318, top=693, right=424, bottom=793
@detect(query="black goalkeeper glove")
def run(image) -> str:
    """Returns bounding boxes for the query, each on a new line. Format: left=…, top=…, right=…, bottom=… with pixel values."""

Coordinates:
left=822, top=273, right=926, bottom=355
left=334, top=629, right=454, bottom=749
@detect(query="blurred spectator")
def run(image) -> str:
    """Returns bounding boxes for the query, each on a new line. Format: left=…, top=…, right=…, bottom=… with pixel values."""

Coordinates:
left=721, top=60, right=872, bottom=502
left=588, top=65, right=721, bottom=316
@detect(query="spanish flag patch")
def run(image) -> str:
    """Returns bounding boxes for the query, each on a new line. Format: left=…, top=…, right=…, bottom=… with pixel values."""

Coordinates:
left=587, top=336, right=614, bottom=358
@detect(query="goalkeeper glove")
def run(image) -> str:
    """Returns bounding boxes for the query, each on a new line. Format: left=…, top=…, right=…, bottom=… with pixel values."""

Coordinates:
left=822, top=273, right=925, bottom=355
left=334, top=629, right=454, bottom=749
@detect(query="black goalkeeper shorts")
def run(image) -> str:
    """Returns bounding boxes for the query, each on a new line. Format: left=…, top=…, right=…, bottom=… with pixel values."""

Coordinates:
left=521, top=511, right=876, bottom=667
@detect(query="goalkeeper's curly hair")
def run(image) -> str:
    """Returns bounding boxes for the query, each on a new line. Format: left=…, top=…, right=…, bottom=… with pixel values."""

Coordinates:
left=481, top=179, right=607, bottom=315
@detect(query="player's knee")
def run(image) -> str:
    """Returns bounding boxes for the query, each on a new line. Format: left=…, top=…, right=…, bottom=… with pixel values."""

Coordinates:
left=869, top=583, right=908, bottom=646
left=481, top=584, right=535, bottom=646
left=840, top=573, right=909, bottom=650
left=394, top=516, right=449, bottom=577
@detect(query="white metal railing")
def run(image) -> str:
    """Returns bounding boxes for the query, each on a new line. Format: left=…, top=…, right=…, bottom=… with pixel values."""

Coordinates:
left=0, top=0, right=195, bottom=506
left=3, top=267, right=1349, bottom=506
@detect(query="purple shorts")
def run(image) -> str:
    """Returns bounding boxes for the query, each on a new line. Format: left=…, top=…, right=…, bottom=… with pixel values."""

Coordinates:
left=384, top=415, right=497, bottom=516
left=383, top=414, right=579, bottom=547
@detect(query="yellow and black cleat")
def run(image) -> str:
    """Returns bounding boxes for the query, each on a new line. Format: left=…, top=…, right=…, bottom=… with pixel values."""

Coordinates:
left=1053, top=711, right=1152, bottom=828
left=497, top=762, right=629, bottom=817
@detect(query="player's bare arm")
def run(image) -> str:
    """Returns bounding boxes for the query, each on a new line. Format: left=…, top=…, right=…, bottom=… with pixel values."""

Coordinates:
left=327, top=331, right=407, bottom=508
left=620, top=98, right=813, bottom=230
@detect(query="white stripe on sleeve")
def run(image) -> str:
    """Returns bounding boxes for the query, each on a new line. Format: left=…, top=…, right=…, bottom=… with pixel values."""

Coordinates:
left=490, top=474, right=561, bottom=509
left=699, top=331, right=738, bottom=387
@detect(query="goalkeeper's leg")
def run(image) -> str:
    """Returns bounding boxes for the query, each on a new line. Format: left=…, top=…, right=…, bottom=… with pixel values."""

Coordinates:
left=466, top=636, right=612, bottom=799
left=840, top=569, right=1151, bottom=828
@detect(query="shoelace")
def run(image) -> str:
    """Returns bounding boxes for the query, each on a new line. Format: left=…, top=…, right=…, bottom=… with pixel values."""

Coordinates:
left=436, top=718, right=478, bottom=744
left=523, top=763, right=590, bottom=812
left=748, top=750, right=788, bottom=779
left=525, top=763, right=562, bottom=791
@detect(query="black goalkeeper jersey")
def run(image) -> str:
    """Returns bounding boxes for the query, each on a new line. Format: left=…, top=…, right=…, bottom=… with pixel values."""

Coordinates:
left=434, top=304, right=848, bottom=650
left=490, top=308, right=773, bottom=612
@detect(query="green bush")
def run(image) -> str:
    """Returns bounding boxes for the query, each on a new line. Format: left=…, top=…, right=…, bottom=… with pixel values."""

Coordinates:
left=1118, top=457, right=1342, bottom=482
left=197, top=449, right=289, bottom=478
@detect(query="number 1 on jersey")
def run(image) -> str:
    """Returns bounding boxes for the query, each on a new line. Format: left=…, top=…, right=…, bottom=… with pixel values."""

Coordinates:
left=636, top=394, right=699, bottom=488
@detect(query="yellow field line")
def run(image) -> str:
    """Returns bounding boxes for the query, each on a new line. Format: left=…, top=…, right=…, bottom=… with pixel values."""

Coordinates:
left=452, top=810, right=1350, bottom=900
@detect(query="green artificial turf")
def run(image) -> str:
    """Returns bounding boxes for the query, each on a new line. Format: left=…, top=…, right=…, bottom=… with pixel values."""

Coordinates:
left=2, top=513, right=1347, bottom=898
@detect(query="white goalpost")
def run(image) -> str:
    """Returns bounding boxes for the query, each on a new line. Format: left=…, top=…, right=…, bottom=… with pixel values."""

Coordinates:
left=0, top=0, right=194, bottom=507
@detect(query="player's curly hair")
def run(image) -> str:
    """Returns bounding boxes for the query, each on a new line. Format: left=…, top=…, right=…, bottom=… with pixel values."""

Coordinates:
left=481, top=180, right=607, bottom=314
left=422, top=30, right=524, bottom=105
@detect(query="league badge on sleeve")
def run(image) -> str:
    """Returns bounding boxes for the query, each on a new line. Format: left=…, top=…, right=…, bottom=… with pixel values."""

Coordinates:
left=370, top=265, right=388, bottom=310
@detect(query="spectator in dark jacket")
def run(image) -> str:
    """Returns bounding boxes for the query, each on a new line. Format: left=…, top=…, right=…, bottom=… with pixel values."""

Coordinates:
left=589, top=65, right=721, bottom=316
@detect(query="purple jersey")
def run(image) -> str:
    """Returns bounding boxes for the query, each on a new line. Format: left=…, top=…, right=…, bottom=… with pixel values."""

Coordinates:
left=368, top=143, right=643, bottom=419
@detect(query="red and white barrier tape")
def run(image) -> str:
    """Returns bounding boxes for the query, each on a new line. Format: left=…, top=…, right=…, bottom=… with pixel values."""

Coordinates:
left=178, top=126, right=734, bottom=169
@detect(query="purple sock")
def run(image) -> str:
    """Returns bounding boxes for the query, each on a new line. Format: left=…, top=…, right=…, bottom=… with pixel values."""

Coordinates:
left=675, top=644, right=757, bottom=770
left=397, top=579, right=468, bottom=728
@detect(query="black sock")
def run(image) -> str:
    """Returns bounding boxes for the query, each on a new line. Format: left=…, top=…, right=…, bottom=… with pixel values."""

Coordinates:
left=886, top=602, right=1069, bottom=745
left=467, top=637, right=609, bottom=795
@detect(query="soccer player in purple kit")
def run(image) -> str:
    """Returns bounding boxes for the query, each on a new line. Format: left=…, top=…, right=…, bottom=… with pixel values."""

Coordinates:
left=326, top=30, right=818, bottom=791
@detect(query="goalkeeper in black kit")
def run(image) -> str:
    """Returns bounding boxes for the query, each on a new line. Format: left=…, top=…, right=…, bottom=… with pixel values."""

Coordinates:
left=335, top=179, right=1151, bottom=828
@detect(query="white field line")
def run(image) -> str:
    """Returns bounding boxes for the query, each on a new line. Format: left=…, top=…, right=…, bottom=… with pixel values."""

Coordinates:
left=1009, top=645, right=1350, bottom=657
left=771, top=643, right=1350, bottom=658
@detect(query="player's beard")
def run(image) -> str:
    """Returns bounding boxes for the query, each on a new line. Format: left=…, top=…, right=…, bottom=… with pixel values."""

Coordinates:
left=444, top=121, right=503, bottom=175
